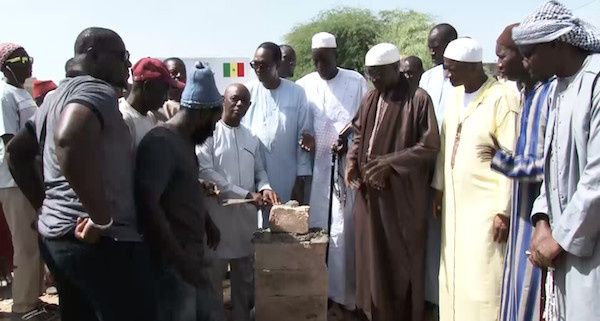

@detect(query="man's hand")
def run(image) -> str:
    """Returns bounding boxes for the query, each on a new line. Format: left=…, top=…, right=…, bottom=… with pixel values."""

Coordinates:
left=201, top=180, right=220, bottom=197
left=493, top=214, right=510, bottom=243
left=345, top=165, right=361, bottom=189
left=299, top=132, right=315, bottom=152
left=331, top=137, right=348, bottom=155
left=476, top=133, right=501, bottom=162
left=74, top=217, right=102, bottom=244
left=247, top=192, right=265, bottom=207
left=529, top=220, right=563, bottom=268
left=363, top=156, right=391, bottom=190
left=205, top=215, right=220, bottom=251
left=261, top=189, right=281, bottom=205
left=432, top=190, right=443, bottom=219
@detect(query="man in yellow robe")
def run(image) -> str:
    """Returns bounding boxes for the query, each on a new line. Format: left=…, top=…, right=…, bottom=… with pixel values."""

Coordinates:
left=431, top=38, right=519, bottom=321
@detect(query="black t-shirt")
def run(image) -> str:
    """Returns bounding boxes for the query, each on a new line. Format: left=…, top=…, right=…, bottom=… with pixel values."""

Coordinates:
left=135, top=126, right=205, bottom=258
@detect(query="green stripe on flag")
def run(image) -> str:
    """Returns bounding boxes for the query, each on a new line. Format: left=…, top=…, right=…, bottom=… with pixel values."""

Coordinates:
left=223, top=63, right=231, bottom=77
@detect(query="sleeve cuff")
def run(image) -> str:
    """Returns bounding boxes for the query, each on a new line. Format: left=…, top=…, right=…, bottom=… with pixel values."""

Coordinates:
left=553, top=223, right=594, bottom=257
left=229, top=185, right=250, bottom=199
left=258, top=184, right=272, bottom=192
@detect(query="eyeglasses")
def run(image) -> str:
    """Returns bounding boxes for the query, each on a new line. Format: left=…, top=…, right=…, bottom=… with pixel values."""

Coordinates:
left=6, top=56, right=34, bottom=65
left=250, top=60, right=273, bottom=70
left=107, top=49, right=130, bottom=62
left=87, top=47, right=130, bottom=62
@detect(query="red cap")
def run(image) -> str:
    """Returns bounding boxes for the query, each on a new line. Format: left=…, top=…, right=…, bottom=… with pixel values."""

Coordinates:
left=32, top=80, right=57, bottom=100
left=131, top=57, right=185, bottom=89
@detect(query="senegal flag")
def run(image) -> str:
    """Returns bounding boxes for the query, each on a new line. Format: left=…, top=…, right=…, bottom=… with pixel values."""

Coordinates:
left=223, top=62, right=245, bottom=77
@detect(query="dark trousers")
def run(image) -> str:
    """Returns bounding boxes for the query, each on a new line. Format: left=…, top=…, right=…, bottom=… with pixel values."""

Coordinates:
left=39, top=235, right=157, bottom=321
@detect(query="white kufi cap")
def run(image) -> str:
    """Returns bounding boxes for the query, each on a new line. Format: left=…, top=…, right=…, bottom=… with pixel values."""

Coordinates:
left=443, top=38, right=483, bottom=63
left=312, top=32, right=337, bottom=49
left=365, top=43, right=401, bottom=67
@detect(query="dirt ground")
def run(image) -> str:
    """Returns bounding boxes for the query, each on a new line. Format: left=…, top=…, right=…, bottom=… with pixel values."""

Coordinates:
left=0, top=281, right=376, bottom=321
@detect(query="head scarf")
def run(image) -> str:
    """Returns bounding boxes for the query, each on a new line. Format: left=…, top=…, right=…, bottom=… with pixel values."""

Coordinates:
left=512, top=0, right=600, bottom=52
left=0, top=43, right=23, bottom=67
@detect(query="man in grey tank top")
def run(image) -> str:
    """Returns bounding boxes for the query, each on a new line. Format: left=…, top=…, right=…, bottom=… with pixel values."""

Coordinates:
left=6, top=27, right=156, bottom=321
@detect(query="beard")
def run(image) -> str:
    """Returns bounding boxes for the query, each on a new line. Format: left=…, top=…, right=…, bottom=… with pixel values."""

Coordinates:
left=191, top=127, right=213, bottom=145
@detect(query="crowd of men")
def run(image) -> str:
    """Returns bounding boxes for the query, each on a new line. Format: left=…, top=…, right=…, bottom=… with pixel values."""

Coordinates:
left=0, top=0, right=598, bottom=320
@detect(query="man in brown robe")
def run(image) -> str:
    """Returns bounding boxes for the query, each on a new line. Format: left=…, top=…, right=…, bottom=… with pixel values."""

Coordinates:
left=345, top=43, right=440, bottom=321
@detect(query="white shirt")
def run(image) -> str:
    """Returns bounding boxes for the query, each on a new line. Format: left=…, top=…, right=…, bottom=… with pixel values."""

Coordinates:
left=119, top=98, right=156, bottom=150
left=461, top=85, right=484, bottom=121
left=419, top=64, right=454, bottom=131
left=197, top=120, right=271, bottom=258
left=0, top=80, right=37, bottom=188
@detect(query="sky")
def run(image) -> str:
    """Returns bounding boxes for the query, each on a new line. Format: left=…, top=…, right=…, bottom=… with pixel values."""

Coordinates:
left=2, top=0, right=599, bottom=82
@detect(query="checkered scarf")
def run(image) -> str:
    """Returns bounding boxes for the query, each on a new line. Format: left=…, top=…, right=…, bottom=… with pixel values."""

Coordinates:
left=512, top=0, right=600, bottom=52
left=0, top=43, right=22, bottom=67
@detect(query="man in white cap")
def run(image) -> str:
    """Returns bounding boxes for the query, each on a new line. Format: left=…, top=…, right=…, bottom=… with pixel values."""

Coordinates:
left=512, top=1, right=600, bottom=320
left=431, top=38, right=519, bottom=321
left=296, top=31, right=368, bottom=316
left=345, top=43, right=440, bottom=321
left=418, top=25, right=457, bottom=316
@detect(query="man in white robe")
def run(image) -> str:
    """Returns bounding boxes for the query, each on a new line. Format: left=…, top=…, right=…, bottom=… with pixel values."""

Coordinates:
left=418, top=23, right=457, bottom=312
left=242, top=42, right=312, bottom=227
left=296, top=32, right=368, bottom=314
left=513, top=1, right=600, bottom=320
left=198, top=83, right=280, bottom=321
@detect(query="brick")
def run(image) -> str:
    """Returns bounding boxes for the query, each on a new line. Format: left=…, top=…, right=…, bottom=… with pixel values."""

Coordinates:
left=256, top=267, right=328, bottom=297
left=269, top=205, right=310, bottom=234
left=255, top=295, right=327, bottom=321
left=255, top=242, right=327, bottom=270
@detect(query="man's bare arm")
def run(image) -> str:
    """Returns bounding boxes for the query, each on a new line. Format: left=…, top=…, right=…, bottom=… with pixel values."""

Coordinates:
left=6, top=126, right=45, bottom=209
left=54, top=103, right=111, bottom=225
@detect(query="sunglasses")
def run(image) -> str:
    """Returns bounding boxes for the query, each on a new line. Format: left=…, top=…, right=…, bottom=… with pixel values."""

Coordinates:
left=6, top=56, right=34, bottom=64
left=250, top=60, right=273, bottom=70
left=87, top=47, right=130, bottom=62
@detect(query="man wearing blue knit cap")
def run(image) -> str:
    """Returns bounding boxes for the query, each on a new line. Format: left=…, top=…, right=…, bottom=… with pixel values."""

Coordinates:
left=135, top=62, right=223, bottom=321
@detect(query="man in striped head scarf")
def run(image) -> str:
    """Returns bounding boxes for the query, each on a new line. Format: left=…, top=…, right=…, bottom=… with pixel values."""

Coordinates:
left=513, top=1, right=600, bottom=320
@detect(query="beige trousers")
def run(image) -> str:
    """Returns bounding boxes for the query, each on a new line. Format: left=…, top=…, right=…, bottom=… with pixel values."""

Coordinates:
left=0, top=187, right=42, bottom=313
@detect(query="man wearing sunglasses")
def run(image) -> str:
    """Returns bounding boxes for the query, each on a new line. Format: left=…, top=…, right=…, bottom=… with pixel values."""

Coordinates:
left=512, top=1, right=600, bottom=320
left=6, top=28, right=156, bottom=321
left=242, top=42, right=312, bottom=227
left=0, top=43, right=54, bottom=320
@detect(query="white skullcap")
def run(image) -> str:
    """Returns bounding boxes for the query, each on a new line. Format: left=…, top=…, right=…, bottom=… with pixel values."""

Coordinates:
left=312, top=32, right=337, bottom=49
left=443, top=38, right=483, bottom=63
left=365, top=43, right=401, bottom=67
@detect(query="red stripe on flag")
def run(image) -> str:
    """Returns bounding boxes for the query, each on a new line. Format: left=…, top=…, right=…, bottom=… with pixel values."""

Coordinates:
left=237, top=62, right=245, bottom=77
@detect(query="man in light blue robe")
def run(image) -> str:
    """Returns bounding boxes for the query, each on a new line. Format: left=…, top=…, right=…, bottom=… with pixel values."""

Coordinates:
left=242, top=42, right=312, bottom=227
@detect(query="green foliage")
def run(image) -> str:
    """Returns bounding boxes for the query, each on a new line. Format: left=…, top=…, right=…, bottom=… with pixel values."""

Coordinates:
left=284, top=7, right=435, bottom=80
left=377, top=10, right=435, bottom=70
left=284, top=8, right=381, bottom=80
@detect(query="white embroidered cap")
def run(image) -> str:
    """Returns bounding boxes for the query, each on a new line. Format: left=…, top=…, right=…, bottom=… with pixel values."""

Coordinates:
left=312, top=32, right=337, bottom=49
left=443, top=38, right=483, bottom=63
left=365, top=43, right=401, bottom=67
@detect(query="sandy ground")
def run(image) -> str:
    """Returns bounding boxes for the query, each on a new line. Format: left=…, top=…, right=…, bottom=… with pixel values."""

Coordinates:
left=0, top=281, right=375, bottom=321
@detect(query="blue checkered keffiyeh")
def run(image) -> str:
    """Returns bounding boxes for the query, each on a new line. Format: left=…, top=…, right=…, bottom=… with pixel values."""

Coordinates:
left=512, top=0, right=600, bottom=52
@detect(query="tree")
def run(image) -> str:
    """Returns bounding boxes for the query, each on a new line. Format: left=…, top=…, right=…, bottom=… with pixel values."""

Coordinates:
left=284, top=8, right=381, bottom=80
left=377, top=10, right=435, bottom=71
left=283, top=8, right=435, bottom=80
